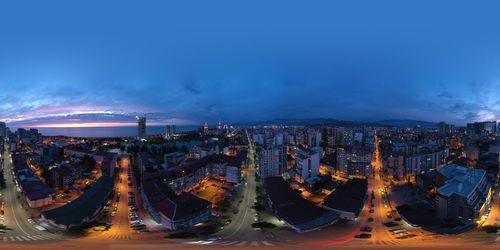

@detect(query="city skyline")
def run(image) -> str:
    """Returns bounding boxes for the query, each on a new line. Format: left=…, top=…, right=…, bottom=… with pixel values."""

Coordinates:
left=3, top=1, right=500, bottom=127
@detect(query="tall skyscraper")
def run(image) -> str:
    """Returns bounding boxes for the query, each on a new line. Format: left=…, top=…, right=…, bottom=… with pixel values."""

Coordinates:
left=137, top=116, right=146, bottom=138
left=165, top=125, right=176, bottom=140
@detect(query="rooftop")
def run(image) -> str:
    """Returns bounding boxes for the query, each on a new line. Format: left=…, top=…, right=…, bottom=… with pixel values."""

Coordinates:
left=323, top=178, right=368, bottom=215
left=436, top=164, right=486, bottom=198
left=42, top=176, right=114, bottom=227
left=142, top=176, right=211, bottom=221
left=264, top=177, right=337, bottom=226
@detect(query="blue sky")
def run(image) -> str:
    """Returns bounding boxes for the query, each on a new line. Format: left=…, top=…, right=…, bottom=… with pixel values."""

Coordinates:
left=1, top=0, right=500, bottom=127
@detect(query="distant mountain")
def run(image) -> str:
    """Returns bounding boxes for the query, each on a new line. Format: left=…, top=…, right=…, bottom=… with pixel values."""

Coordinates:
left=240, top=118, right=382, bottom=127
left=375, top=119, right=438, bottom=128
left=239, top=118, right=438, bottom=128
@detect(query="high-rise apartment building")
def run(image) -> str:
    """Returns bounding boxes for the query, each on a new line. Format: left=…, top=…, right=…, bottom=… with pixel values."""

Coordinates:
left=165, top=125, right=176, bottom=140
left=137, top=116, right=146, bottom=138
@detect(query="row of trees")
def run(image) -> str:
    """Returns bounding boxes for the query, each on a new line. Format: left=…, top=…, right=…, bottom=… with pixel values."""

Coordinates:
left=0, top=159, right=5, bottom=189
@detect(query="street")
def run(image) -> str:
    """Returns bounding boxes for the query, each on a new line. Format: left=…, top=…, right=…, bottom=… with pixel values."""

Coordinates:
left=367, top=131, right=408, bottom=245
left=214, top=130, right=274, bottom=246
left=0, top=140, right=64, bottom=242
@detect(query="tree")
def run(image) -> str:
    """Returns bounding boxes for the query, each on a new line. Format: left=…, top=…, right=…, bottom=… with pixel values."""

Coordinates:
left=0, top=170, right=6, bottom=189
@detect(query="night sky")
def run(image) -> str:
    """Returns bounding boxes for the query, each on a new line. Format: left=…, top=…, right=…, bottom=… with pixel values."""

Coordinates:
left=1, top=0, right=500, bottom=127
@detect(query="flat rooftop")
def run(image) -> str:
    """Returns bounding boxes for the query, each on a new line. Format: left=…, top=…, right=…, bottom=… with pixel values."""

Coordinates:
left=323, top=178, right=368, bottom=215
left=436, top=164, right=486, bottom=198
left=264, top=177, right=337, bottom=227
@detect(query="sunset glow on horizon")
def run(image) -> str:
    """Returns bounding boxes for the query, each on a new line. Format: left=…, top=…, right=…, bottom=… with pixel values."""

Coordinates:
left=21, top=122, right=157, bottom=128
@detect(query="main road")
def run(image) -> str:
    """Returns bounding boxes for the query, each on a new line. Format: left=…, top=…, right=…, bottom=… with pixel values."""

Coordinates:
left=213, top=130, right=275, bottom=247
left=0, top=140, right=64, bottom=242
left=88, top=155, right=138, bottom=240
left=367, top=131, right=407, bottom=245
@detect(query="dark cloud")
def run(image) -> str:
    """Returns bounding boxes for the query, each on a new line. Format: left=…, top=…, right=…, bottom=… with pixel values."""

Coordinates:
left=182, top=80, right=201, bottom=95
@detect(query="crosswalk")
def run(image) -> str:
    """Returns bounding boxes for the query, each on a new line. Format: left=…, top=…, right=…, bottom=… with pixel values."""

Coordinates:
left=365, top=240, right=401, bottom=246
left=104, top=234, right=132, bottom=240
left=1, top=234, right=62, bottom=242
left=186, top=240, right=275, bottom=247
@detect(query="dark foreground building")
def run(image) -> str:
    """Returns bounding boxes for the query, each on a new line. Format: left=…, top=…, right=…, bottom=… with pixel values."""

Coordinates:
left=322, top=178, right=368, bottom=220
left=42, top=176, right=114, bottom=229
left=264, top=177, right=339, bottom=233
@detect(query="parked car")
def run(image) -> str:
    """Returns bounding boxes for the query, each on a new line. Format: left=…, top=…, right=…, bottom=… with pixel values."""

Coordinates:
left=354, top=234, right=372, bottom=239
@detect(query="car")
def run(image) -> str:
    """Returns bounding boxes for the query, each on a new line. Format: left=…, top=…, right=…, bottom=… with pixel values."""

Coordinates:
left=205, top=236, right=221, bottom=241
left=369, top=209, right=374, bottom=213
left=354, top=234, right=372, bottom=239
left=92, top=226, right=108, bottom=232
left=396, top=234, right=416, bottom=240
left=368, top=217, right=374, bottom=222
left=0, top=230, right=6, bottom=234
left=392, top=229, right=407, bottom=234
left=384, top=222, right=399, bottom=227
left=111, top=211, right=116, bottom=217
left=361, top=227, right=372, bottom=232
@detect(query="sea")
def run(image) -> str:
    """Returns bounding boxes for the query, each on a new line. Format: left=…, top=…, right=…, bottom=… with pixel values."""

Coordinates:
left=18, top=125, right=200, bottom=138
